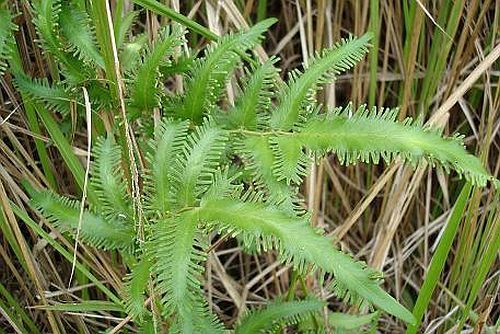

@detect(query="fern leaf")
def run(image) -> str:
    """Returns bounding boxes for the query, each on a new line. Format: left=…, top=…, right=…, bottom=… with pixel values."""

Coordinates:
left=173, top=121, right=227, bottom=208
left=32, top=0, right=64, bottom=57
left=203, top=167, right=242, bottom=200
left=145, top=119, right=189, bottom=213
left=270, top=33, right=372, bottom=130
left=59, top=4, right=104, bottom=67
left=224, top=58, right=279, bottom=130
left=32, top=0, right=89, bottom=82
left=151, top=212, right=223, bottom=333
left=176, top=18, right=276, bottom=123
left=235, top=298, right=325, bottom=334
left=128, top=26, right=185, bottom=114
left=198, top=198, right=415, bottom=324
left=0, top=9, right=17, bottom=76
left=136, top=317, right=155, bottom=333
left=240, top=136, right=300, bottom=213
left=298, top=311, right=378, bottom=332
left=91, top=137, right=133, bottom=222
left=327, top=312, right=378, bottom=330
left=124, top=256, right=152, bottom=321
left=115, top=10, right=138, bottom=48
left=270, top=136, right=309, bottom=185
left=13, top=75, right=72, bottom=115
left=295, top=106, right=495, bottom=186
left=31, top=190, right=135, bottom=252
left=120, top=34, right=148, bottom=73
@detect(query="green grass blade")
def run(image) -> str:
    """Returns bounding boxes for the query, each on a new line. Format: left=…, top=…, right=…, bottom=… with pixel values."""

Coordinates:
left=0, top=283, right=39, bottom=334
left=132, top=0, right=219, bottom=41
left=34, top=102, right=98, bottom=205
left=33, top=301, right=125, bottom=313
left=457, top=200, right=499, bottom=330
left=406, top=182, right=473, bottom=334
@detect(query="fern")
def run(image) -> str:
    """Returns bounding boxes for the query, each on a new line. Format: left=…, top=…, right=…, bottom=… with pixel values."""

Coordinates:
left=0, top=8, right=16, bottom=75
left=91, top=137, right=133, bottom=222
left=172, top=121, right=228, bottom=208
left=222, top=57, right=279, bottom=130
left=198, top=197, right=414, bottom=323
left=293, top=105, right=493, bottom=186
left=239, top=136, right=300, bottom=213
left=151, top=212, right=223, bottom=332
left=270, top=33, right=372, bottom=130
left=31, top=190, right=135, bottom=252
left=176, top=18, right=276, bottom=123
left=271, top=135, right=309, bottom=185
left=128, top=26, right=185, bottom=115
left=124, top=256, right=152, bottom=321
left=32, top=0, right=90, bottom=82
left=145, top=119, right=189, bottom=213
left=13, top=75, right=72, bottom=115
left=235, top=298, right=325, bottom=334
left=59, top=3, right=103, bottom=67
left=22, top=14, right=499, bottom=334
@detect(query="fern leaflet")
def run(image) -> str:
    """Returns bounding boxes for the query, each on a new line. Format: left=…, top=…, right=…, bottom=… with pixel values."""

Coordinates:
left=176, top=18, right=276, bottom=123
left=236, top=298, right=325, bottom=334
left=31, top=190, right=135, bottom=252
left=270, top=33, right=372, bottom=130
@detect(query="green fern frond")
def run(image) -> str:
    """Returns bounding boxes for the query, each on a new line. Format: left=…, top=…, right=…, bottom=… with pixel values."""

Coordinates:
left=145, top=119, right=189, bottom=213
left=32, top=0, right=89, bottom=82
left=270, top=136, right=309, bottom=185
left=120, top=34, right=148, bottom=73
left=59, top=4, right=103, bottom=67
left=176, top=18, right=276, bottom=123
left=203, top=167, right=243, bottom=200
left=151, top=212, right=223, bottom=333
left=0, top=9, right=17, bottom=76
left=235, top=298, right=325, bottom=334
left=115, top=10, right=138, bottom=48
left=123, top=256, right=152, bottom=321
left=270, top=33, right=372, bottom=130
left=32, top=0, right=64, bottom=57
left=31, top=190, right=135, bottom=252
left=136, top=316, right=155, bottom=334
left=173, top=121, right=228, bottom=208
left=239, top=136, right=301, bottom=213
left=223, top=57, right=279, bottom=130
left=91, top=137, right=133, bottom=222
left=198, top=198, right=415, bottom=324
left=128, top=26, right=185, bottom=115
left=294, top=105, right=494, bottom=186
left=159, top=53, right=195, bottom=77
left=327, top=312, right=378, bottom=331
left=299, top=311, right=379, bottom=333
left=13, top=75, right=72, bottom=115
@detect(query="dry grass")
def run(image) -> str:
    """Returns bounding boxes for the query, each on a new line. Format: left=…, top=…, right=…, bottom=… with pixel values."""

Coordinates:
left=0, top=0, right=499, bottom=333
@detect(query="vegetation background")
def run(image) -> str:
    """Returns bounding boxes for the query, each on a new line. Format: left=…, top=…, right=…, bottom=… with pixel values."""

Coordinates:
left=0, top=0, right=498, bottom=333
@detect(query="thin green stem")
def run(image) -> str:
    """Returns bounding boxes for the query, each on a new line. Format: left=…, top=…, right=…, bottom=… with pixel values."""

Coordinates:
left=406, top=182, right=473, bottom=334
left=132, top=0, right=219, bottom=41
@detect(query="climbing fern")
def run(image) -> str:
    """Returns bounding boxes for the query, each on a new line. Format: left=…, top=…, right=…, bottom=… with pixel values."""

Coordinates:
left=12, top=3, right=497, bottom=332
